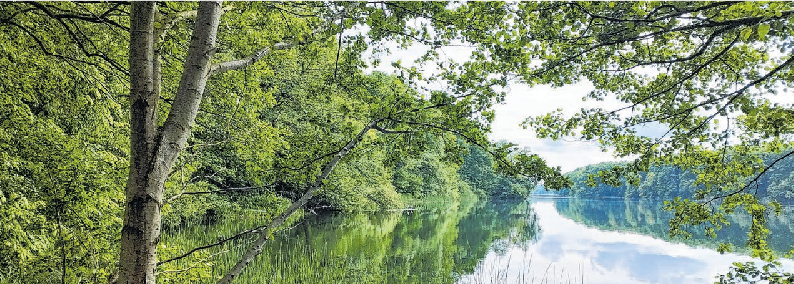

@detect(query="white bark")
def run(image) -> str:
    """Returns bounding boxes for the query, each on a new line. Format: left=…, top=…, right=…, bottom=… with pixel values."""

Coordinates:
left=119, top=3, right=158, bottom=283
left=156, top=1, right=221, bottom=173
left=121, top=2, right=362, bottom=283
left=119, top=2, right=223, bottom=283
left=209, top=42, right=294, bottom=76
left=208, top=2, right=360, bottom=77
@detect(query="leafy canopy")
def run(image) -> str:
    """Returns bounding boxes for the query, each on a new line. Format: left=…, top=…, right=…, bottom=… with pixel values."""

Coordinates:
left=486, top=2, right=794, bottom=261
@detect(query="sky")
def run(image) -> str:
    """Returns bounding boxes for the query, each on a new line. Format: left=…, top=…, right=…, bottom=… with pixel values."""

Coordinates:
left=364, top=43, right=631, bottom=173
left=488, top=82, right=625, bottom=173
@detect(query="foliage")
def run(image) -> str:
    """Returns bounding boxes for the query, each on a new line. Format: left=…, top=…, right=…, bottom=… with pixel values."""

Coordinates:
left=458, top=143, right=537, bottom=199
left=718, top=261, right=794, bottom=284
left=0, top=1, right=573, bottom=282
left=392, top=133, right=469, bottom=199
left=502, top=1, right=794, bottom=262
left=0, top=3, right=128, bottom=281
left=322, top=148, right=404, bottom=212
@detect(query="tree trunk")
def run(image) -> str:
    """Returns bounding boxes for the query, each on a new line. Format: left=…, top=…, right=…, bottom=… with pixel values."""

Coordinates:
left=119, top=2, right=222, bottom=283
left=119, top=2, right=158, bottom=283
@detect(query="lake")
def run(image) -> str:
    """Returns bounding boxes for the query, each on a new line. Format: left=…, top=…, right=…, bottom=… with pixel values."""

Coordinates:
left=160, top=197, right=794, bottom=283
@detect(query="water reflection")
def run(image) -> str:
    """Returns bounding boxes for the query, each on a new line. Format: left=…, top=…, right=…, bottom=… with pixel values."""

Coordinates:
left=240, top=199, right=540, bottom=284
left=553, top=198, right=794, bottom=254
left=457, top=199, right=794, bottom=284
left=164, top=197, right=793, bottom=283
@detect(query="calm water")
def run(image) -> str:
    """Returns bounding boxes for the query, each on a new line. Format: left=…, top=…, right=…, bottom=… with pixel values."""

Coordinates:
left=162, top=198, right=794, bottom=283
left=463, top=198, right=794, bottom=284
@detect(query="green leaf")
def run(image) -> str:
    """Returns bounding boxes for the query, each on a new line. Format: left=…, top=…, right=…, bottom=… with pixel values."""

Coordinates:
left=741, top=28, right=753, bottom=41
left=757, top=23, right=770, bottom=39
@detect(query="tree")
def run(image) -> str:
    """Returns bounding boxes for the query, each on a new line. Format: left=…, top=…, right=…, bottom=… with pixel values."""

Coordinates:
left=0, top=2, right=129, bottom=282
left=497, top=2, right=794, bottom=260
left=458, top=142, right=539, bottom=198
left=2, top=2, right=571, bottom=283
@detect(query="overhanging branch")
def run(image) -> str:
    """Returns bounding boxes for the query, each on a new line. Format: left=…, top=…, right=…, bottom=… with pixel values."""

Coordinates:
left=208, top=3, right=360, bottom=77
left=373, top=124, right=414, bottom=134
left=704, top=150, right=794, bottom=205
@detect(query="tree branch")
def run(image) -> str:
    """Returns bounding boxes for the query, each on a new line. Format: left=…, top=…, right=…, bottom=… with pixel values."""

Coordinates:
left=156, top=249, right=229, bottom=276
left=209, top=42, right=295, bottom=76
left=704, top=150, right=794, bottom=205
left=158, top=226, right=265, bottom=266
left=372, top=124, right=414, bottom=134
left=26, top=1, right=128, bottom=30
left=217, top=119, right=377, bottom=284
left=155, top=5, right=236, bottom=45
left=609, top=52, right=794, bottom=129
left=25, top=2, right=129, bottom=75
left=163, top=185, right=273, bottom=205
left=208, top=3, right=360, bottom=77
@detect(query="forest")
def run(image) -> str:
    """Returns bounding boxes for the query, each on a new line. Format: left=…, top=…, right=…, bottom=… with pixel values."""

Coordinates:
left=2, top=1, right=794, bottom=283
left=542, top=150, right=794, bottom=204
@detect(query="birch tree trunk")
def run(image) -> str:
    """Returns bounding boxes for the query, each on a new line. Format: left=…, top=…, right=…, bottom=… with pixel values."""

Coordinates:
left=119, top=2, right=222, bottom=283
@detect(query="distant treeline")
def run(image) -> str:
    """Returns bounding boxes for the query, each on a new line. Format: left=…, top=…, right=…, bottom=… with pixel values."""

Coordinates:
left=553, top=198, right=794, bottom=255
left=535, top=152, right=794, bottom=204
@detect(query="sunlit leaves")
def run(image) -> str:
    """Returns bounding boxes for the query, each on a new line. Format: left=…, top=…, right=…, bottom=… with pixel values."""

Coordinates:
left=505, top=2, right=794, bottom=267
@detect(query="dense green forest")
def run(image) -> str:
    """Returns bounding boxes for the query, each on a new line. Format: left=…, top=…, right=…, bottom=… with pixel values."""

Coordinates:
left=0, top=3, right=545, bottom=282
left=540, top=151, right=794, bottom=204
left=2, top=1, right=794, bottom=283
left=0, top=37, right=531, bottom=284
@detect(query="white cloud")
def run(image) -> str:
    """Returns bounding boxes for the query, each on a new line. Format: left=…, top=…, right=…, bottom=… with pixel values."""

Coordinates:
left=362, top=33, right=632, bottom=173
left=489, top=82, right=628, bottom=172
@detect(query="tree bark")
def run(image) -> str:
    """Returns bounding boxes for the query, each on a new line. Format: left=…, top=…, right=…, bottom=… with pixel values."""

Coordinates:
left=119, top=2, right=158, bottom=283
left=119, top=2, right=222, bottom=283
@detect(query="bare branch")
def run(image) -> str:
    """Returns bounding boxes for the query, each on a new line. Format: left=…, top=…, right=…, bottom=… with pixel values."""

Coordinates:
left=158, top=225, right=266, bottom=266
left=163, top=185, right=274, bottom=205
left=704, top=150, right=794, bottom=205
left=156, top=249, right=229, bottom=276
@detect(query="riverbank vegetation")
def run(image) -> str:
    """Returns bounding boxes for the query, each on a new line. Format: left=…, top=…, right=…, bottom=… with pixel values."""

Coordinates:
left=158, top=197, right=539, bottom=284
